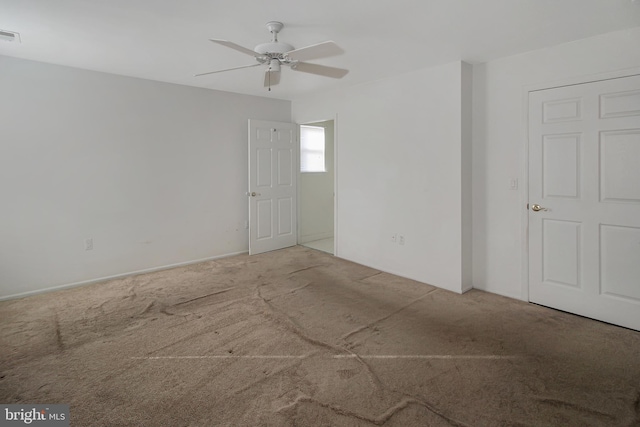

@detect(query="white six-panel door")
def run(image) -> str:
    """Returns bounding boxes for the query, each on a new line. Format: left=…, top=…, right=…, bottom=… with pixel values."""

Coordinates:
left=248, top=120, right=297, bottom=255
left=528, top=74, right=640, bottom=331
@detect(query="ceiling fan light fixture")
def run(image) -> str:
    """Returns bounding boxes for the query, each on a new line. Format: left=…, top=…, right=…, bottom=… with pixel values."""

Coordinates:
left=268, top=59, right=281, bottom=72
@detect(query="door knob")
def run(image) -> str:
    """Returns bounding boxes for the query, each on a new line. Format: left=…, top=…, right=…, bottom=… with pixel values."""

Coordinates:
left=531, top=204, right=548, bottom=212
left=250, top=192, right=261, bottom=197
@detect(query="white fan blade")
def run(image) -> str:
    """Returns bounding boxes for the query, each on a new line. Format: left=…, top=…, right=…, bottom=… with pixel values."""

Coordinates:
left=286, top=41, right=344, bottom=62
left=209, top=39, right=258, bottom=57
left=195, top=63, right=261, bottom=77
left=291, top=62, right=349, bottom=79
left=264, top=70, right=281, bottom=87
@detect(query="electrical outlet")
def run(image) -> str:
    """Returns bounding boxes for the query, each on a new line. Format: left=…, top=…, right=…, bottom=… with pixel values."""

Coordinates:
left=85, top=238, right=93, bottom=251
left=391, top=234, right=397, bottom=243
left=398, top=235, right=405, bottom=245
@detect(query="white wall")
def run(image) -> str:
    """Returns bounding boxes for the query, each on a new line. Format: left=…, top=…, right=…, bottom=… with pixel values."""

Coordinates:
left=461, top=62, right=473, bottom=292
left=0, top=55, right=290, bottom=299
left=472, top=27, right=640, bottom=300
left=6, top=27, right=635, bottom=303
left=293, top=61, right=472, bottom=293
left=299, top=120, right=334, bottom=244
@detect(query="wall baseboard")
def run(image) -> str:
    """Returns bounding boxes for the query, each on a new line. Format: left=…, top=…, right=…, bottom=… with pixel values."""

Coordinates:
left=0, top=251, right=248, bottom=302
left=298, top=232, right=334, bottom=245
left=338, top=253, right=465, bottom=295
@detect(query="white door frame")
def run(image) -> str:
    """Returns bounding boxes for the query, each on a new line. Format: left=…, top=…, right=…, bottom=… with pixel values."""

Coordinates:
left=296, top=114, right=339, bottom=256
left=520, top=66, right=640, bottom=301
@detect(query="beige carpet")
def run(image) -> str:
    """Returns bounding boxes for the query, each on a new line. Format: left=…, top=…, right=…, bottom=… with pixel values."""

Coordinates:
left=1, top=246, right=639, bottom=426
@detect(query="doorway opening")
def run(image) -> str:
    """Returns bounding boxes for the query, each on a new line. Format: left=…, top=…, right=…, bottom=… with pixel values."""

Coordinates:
left=298, top=119, right=335, bottom=254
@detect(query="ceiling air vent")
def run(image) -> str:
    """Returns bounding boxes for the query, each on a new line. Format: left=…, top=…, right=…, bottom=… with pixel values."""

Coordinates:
left=0, top=30, right=21, bottom=43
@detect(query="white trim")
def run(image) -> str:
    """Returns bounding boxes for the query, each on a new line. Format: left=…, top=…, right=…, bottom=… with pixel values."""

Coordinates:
left=0, top=251, right=248, bottom=302
left=524, top=66, right=640, bottom=94
left=340, top=253, right=464, bottom=295
left=296, top=124, right=301, bottom=245
left=520, top=82, right=531, bottom=301
left=520, top=66, right=640, bottom=302
left=333, top=114, right=339, bottom=257
left=299, top=231, right=334, bottom=244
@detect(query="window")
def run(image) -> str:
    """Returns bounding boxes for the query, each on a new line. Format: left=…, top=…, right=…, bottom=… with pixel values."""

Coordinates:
left=300, top=125, right=326, bottom=173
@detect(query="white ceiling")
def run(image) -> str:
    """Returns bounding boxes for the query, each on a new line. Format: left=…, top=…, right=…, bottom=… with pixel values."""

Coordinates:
left=1, top=0, right=639, bottom=100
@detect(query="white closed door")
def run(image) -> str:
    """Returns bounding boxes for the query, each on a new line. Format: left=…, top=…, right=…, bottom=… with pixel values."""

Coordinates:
left=529, top=74, right=640, bottom=331
left=248, top=120, right=297, bottom=255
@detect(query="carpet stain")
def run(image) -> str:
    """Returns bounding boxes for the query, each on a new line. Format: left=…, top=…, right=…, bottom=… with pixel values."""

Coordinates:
left=632, top=390, right=640, bottom=426
left=337, top=368, right=359, bottom=379
left=52, top=311, right=64, bottom=352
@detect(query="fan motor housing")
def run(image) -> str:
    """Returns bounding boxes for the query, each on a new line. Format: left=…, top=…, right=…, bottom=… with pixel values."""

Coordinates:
left=254, top=42, right=294, bottom=55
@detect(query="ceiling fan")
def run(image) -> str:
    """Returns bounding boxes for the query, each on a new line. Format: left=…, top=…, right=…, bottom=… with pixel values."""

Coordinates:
left=196, top=21, right=349, bottom=90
